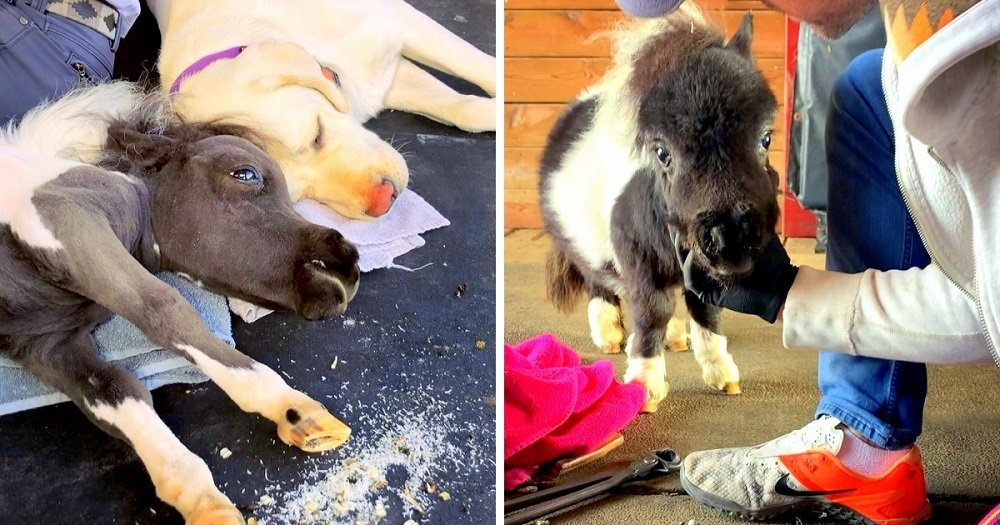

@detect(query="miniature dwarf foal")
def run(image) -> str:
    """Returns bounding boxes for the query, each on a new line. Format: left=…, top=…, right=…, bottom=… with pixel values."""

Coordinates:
left=0, top=83, right=360, bottom=525
left=541, top=8, right=780, bottom=412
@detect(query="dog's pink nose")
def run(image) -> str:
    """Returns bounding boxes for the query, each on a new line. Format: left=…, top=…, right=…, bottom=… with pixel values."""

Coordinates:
left=366, top=179, right=398, bottom=217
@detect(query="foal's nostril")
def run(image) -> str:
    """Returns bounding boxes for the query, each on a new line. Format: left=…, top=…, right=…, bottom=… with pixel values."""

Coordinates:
left=699, top=209, right=761, bottom=261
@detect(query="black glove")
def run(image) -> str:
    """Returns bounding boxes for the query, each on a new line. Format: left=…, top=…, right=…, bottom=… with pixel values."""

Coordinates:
left=674, top=234, right=798, bottom=324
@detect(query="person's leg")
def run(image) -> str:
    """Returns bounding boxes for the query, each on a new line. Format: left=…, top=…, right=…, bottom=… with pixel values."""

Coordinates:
left=0, top=0, right=114, bottom=123
left=819, top=48, right=929, bottom=450
left=680, top=49, right=932, bottom=525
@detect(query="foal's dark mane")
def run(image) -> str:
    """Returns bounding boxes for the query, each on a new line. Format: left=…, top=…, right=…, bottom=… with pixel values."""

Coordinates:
left=98, top=96, right=270, bottom=176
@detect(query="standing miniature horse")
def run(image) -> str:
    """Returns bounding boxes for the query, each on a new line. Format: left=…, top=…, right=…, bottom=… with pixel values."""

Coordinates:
left=540, top=7, right=779, bottom=412
left=0, top=83, right=360, bottom=525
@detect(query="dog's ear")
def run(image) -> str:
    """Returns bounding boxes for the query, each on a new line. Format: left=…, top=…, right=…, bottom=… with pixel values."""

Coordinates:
left=259, top=74, right=351, bottom=115
left=726, top=12, right=754, bottom=59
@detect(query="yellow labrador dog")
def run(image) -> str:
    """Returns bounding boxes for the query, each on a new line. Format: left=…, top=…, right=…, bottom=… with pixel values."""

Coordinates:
left=148, top=0, right=496, bottom=219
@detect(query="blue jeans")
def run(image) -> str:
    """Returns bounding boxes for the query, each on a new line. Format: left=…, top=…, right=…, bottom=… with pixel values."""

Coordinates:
left=0, top=0, right=114, bottom=123
left=815, top=49, right=929, bottom=450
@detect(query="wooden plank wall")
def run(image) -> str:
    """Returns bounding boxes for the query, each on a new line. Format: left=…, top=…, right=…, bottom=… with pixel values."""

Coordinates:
left=504, top=0, right=787, bottom=229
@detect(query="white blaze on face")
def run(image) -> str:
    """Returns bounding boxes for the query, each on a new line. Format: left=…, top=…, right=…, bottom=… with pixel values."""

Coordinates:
left=0, top=148, right=85, bottom=250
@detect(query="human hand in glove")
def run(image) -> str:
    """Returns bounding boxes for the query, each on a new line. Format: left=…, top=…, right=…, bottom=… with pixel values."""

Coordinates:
left=673, top=233, right=798, bottom=324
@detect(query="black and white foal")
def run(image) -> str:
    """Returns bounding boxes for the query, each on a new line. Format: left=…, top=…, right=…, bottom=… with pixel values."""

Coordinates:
left=0, top=83, right=360, bottom=525
left=541, top=8, right=780, bottom=412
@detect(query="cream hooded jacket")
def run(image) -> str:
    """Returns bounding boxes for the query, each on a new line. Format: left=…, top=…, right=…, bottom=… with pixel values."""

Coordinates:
left=782, top=0, right=1000, bottom=365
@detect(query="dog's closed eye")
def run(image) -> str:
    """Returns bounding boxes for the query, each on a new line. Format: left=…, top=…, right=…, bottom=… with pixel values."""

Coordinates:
left=313, top=119, right=324, bottom=150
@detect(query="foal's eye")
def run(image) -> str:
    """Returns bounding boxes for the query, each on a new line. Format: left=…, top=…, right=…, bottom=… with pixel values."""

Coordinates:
left=760, top=131, right=772, bottom=150
left=655, top=146, right=672, bottom=167
left=230, top=166, right=262, bottom=184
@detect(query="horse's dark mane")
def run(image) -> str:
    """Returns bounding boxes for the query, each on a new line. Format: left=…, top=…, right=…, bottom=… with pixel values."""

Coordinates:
left=98, top=94, right=270, bottom=175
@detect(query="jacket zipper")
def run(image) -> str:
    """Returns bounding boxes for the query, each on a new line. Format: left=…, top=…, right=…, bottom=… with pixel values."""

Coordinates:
left=883, top=62, right=1000, bottom=367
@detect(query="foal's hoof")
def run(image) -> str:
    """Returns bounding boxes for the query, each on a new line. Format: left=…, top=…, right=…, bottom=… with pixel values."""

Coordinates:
left=640, top=400, right=661, bottom=414
left=277, top=406, right=351, bottom=452
left=187, top=508, right=245, bottom=525
left=604, top=342, right=622, bottom=354
left=666, top=340, right=688, bottom=352
left=723, top=381, right=742, bottom=395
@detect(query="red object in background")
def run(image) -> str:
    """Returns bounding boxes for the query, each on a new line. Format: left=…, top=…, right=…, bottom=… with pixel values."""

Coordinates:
left=503, top=334, right=646, bottom=491
left=782, top=16, right=818, bottom=238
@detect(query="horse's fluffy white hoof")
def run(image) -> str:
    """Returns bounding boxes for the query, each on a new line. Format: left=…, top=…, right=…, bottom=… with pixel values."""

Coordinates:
left=589, top=298, right=626, bottom=354
left=277, top=402, right=351, bottom=452
left=666, top=340, right=688, bottom=352
left=724, top=381, right=742, bottom=395
left=665, top=316, right=689, bottom=352
left=623, top=353, right=668, bottom=412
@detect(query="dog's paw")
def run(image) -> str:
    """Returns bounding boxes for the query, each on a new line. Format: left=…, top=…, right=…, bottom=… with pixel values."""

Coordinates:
left=623, top=352, right=668, bottom=413
left=276, top=398, right=351, bottom=452
left=588, top=297, right=626, bottom=353
left=665, top=316, right=689, bottom=352
left=452, top=95, right=495, bottom=132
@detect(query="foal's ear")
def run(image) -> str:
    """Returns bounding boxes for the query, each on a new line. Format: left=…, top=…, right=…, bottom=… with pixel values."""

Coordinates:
left=105, top=126, right=179, bottom=172
left=726, top=12, right=754, bottom=59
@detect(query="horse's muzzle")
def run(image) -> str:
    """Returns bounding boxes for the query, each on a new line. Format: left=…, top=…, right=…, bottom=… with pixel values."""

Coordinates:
left=695, top=204, right=764, bottom=273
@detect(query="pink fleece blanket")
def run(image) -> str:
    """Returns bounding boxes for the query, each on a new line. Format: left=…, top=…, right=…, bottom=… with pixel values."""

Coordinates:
left=504, top=334, right=647, bottom=490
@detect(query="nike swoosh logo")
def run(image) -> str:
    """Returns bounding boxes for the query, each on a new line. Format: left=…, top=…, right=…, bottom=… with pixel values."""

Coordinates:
left=774, top=473, right=856, bottom=497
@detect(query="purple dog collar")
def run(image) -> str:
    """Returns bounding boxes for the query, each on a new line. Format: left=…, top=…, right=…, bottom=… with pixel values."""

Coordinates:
left=169, top=46, right=247, bottom=96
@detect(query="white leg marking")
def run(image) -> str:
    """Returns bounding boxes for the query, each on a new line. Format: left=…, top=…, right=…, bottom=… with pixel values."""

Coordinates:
left=623, top=336, right=668, bottom=410
left=690, top=320, right=741, bottom=394
left=665, top=316, right=688, bottom=351
left=177, top=343, right=297, bottom=420
left=178, top=344, right=350, bottom=452
left=588, top=297, right=625, bottom=353
left=85, top=398, right=236, bottom=519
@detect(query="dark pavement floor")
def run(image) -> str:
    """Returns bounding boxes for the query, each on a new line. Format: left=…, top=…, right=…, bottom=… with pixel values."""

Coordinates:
left=0, top=1, right=496, bottom=524
left=504, top=230, right=1000, bottom=525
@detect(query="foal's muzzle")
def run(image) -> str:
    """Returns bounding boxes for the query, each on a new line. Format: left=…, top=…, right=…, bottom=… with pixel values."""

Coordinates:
left=695, top=203, right=764, bottom=275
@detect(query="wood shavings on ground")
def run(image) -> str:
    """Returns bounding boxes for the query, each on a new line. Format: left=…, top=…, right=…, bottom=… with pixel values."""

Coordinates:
left=219, top=447, right=232, bottom=459
left=254, top=401, right=492, bottom=524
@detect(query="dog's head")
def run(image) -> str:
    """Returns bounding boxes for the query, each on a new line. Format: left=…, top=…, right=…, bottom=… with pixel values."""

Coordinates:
left=172, top=40, right=408, bottom=219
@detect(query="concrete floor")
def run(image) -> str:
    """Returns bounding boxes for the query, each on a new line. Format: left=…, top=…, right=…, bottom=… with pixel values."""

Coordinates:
left=504, top=229, right=1000, bottom=525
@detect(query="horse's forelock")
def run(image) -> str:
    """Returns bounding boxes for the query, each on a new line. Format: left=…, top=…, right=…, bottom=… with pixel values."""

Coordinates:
left=100, top=96, right=271, bottom=175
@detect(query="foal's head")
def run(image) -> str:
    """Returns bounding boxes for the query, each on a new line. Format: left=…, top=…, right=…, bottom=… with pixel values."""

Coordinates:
left=103, top=115, right=360, bottom=320
left=634, top=13, right=779, bottom=281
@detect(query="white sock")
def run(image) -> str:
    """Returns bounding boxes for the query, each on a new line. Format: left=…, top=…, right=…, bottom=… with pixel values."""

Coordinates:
left=837, top=425, right=911, bottom=476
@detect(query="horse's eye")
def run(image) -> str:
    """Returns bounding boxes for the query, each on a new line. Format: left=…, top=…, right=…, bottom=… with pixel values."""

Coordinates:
left=760, top=132, right=772, bottom=150
left=655, top=147, right=672, bottom=167
left=230, top=166, right=262, bottom=184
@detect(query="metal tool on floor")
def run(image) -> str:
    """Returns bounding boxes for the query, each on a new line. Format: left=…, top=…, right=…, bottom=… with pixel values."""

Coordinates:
left=503, top=448, right=683, bottom=525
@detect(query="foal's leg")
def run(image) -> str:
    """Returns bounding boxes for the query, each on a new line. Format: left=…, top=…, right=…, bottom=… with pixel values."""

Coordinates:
left=684, top=291, right=741, bottom=394
left=15, top=332, right=243, bottom=525
left=665, top=293, right=689, bottom=352
left=391, top=0, right=496, bottom=96
left=621, top=273, right=673, bottom=413
left=587, top=284, right=626, bottom=354
left=384, top=59, right=496, bottom=133
left=59, top=226, right=349, bottom=452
